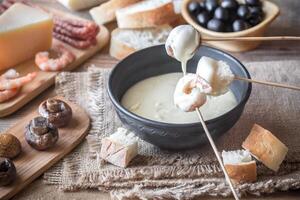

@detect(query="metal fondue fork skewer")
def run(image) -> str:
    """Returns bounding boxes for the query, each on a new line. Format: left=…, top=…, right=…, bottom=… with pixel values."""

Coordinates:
left=196, top=108, right=240, bottom=200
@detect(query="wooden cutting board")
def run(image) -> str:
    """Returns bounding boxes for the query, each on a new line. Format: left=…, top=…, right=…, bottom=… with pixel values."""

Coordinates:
left=0, top=9, right=110, bottom=117
left=0, top=96, right=90, bottom=200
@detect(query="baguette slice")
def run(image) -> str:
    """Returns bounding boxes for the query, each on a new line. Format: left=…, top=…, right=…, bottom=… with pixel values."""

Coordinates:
left=90, top=0, right=141, bottom=25
left=242, top=124, right=288, bottom=172
left=100, top=127, right=138, bottom=168
left=222, top=150, right=257, bottom=184
left=57, top=0, right=107, bottom=11
left=116, top=0, right=177, bottom=28
left=109, top=25, right=172, bottom=60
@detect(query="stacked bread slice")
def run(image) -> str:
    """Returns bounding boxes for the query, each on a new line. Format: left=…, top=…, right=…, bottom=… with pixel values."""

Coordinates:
left=90, top=0, right=183, bottom=60
left=222, top=124, right=288, bottom=185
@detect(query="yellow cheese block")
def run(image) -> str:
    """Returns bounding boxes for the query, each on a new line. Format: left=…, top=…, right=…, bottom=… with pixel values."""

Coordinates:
left=0, top=3, right=53, bottom=71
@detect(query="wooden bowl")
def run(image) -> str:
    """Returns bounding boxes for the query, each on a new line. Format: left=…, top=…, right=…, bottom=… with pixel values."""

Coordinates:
left=182, top=0, right=280, bottom=52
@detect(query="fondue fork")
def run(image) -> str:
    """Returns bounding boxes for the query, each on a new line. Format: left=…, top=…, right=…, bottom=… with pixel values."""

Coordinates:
left=234, top=76, right=300, bottom=91
left=202, top=36, right=300, bottom=42
left=195, top=37, right=300, bottom=91
left=196, top=108, right=240, bottom=200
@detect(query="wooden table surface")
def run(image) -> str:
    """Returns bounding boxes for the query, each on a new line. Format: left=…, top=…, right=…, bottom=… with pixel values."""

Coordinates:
left=0, top=0, right=299, bottom=199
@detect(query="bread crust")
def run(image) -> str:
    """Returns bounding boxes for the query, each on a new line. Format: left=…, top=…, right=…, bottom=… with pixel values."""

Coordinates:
left=90, top=0, right=141, bottom=25
left=225, top=160, right=257, bottom=184
left=109, top=29, right=136, bottom=60
left=116, top=1, right=177, bottom=28
left=242, top=124, right=288, bottom=172
left=100, top=137, right=138, bottom=168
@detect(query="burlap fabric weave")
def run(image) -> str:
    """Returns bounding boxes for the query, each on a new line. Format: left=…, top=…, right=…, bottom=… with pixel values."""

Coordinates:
left=44, top=60, right=300, bottom=199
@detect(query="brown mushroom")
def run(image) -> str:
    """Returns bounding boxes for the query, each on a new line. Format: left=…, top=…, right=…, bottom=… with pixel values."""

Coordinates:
left=0, top=157, right=16, bottom=186
left=39, top=99, right=72, bottom=128
left=0, top=133, right=21, bottom=159
left=25, top=116, right=59, bottom=151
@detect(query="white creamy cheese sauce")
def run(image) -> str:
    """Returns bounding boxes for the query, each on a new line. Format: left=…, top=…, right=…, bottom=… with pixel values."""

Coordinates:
left=121, top=73, right=238, bottom=124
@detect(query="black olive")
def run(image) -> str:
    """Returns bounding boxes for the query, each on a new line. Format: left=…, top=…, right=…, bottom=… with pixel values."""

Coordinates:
left=214, top=7, right=230, bottom=22
left=220, top=0, right=238, bottom=10
left=0, top=157, right=16, bottom=186
left=197, top=11, right=211, bottom=26
left=225, top=23, right=233, bottom=32
left=245, top=0, right=261, bottom=7
left=232, top=19, right=250, bottom=32
left=237, top=5, right=251, bottom=20
left=207, top=18, right=226, bottom=32
left=205, top=0, right=218, bottom=13
left=249, top=6, right=264, bottom=17
left=248, top=15, right=263, bottom=26
left=199, top=1, right=206, bottom=10
left=228, top=10, right=238, bottom=22
left=188, top=1, right=201, bottom=15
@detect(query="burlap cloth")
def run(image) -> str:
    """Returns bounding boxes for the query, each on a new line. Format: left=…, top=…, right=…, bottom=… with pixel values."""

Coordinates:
left=44, top=60, right=300, bottom=199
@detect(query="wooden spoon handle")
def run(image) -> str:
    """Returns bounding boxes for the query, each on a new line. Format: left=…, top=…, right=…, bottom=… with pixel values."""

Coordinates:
left=235, top=76, right=300, bottom=91
left=196, top=109, right=240, bottom=200
left=202, top=36, right=300, bottom=42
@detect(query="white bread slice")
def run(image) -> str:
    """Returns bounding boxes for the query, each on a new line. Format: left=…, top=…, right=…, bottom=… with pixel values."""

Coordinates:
left=116, top=0, right=177, bottom=28
left=100, top=127, right=138, bottom=168
left=90, top=0, right=141, bottom=25
left=242, top=124, right=288, bottom=172
left=57, top=0, right=107, bottom=11
left=109, top=25, right=172, bottom=60
left=222, top=150, right=257, bottom=184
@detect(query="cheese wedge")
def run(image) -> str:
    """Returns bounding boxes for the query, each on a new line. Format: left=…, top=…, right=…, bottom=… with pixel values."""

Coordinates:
left=0, top=3, right=53, bottom=70
left=57, top=0, right=107, bottom=11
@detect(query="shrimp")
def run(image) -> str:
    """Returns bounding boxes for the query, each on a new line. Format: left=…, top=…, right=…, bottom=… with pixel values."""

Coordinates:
left=174, top=74, right=212, bottom=112
left=0, top=69, right=19, bottom=79
left=0, top=72, right=37, bottom=90
left=0, top=88, right=19, bottom=103
left=35, top=44, right=76, bottom=72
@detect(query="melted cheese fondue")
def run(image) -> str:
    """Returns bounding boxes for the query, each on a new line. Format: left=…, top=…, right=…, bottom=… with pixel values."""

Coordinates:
left=121, top=73, right=238, bottom=124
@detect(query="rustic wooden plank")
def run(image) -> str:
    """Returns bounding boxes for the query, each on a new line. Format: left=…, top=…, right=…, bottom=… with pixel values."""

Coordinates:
left=0, top=96, right=90, bottom=200
left=0, top=10, right=110, bottom=117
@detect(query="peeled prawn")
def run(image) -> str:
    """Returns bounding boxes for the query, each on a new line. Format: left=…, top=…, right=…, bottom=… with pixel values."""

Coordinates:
left=35, top=44, right=76, bottom=72
left=174, top=74, right=212, bottom=112
left=0, top=72, right=37, bottom=90
left=1, top=69, right=19, bottom=79
left=0, top=88, right=19, bottom=103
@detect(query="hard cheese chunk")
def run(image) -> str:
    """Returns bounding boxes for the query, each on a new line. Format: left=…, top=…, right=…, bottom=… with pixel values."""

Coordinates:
left=57, top=0, right=106, bottom=11
left=100, top=128, right=138, bottom=168
left=0, top=3, right=53, bottom=70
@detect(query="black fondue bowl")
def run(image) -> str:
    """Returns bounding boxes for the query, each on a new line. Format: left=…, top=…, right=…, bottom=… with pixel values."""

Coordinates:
left=108, top=45, right=251, bottom=150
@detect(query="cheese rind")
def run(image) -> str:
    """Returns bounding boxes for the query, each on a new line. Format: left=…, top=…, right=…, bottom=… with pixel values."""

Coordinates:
left=0, top=3, right=53, bottom=70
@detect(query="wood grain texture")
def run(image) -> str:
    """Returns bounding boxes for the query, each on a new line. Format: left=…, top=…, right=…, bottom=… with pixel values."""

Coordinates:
left=0, top=10, right=110, bottom=117
left=0, top=0, right=299, bottom=199
left=0, top=96, right=90, bottom=200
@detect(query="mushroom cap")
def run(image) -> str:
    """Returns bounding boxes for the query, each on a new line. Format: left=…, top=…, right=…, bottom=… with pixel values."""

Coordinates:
left=0, top=133, right=22, bottom=159
left=25, top=116, right=59, bottom=151
left=0, top=157, right=16, bottom=186
left=39, top=99, right=72, bottom=128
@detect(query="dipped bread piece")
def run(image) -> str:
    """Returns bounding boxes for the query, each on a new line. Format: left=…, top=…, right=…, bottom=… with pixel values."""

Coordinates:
left=0, top=133, right=21, bottom=159
left=25, top=117, right=59, bottom=151
left=196, top=56, right=235, bottom=96
left=0, top=157, right=17, bottom=186
left=100, top=127, right=138, bottom=168
left=39, top=98, right=72, bottom=128
left=222, top=150, right=257, bottom=184
left=242, top=124, right=288, bottom=172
